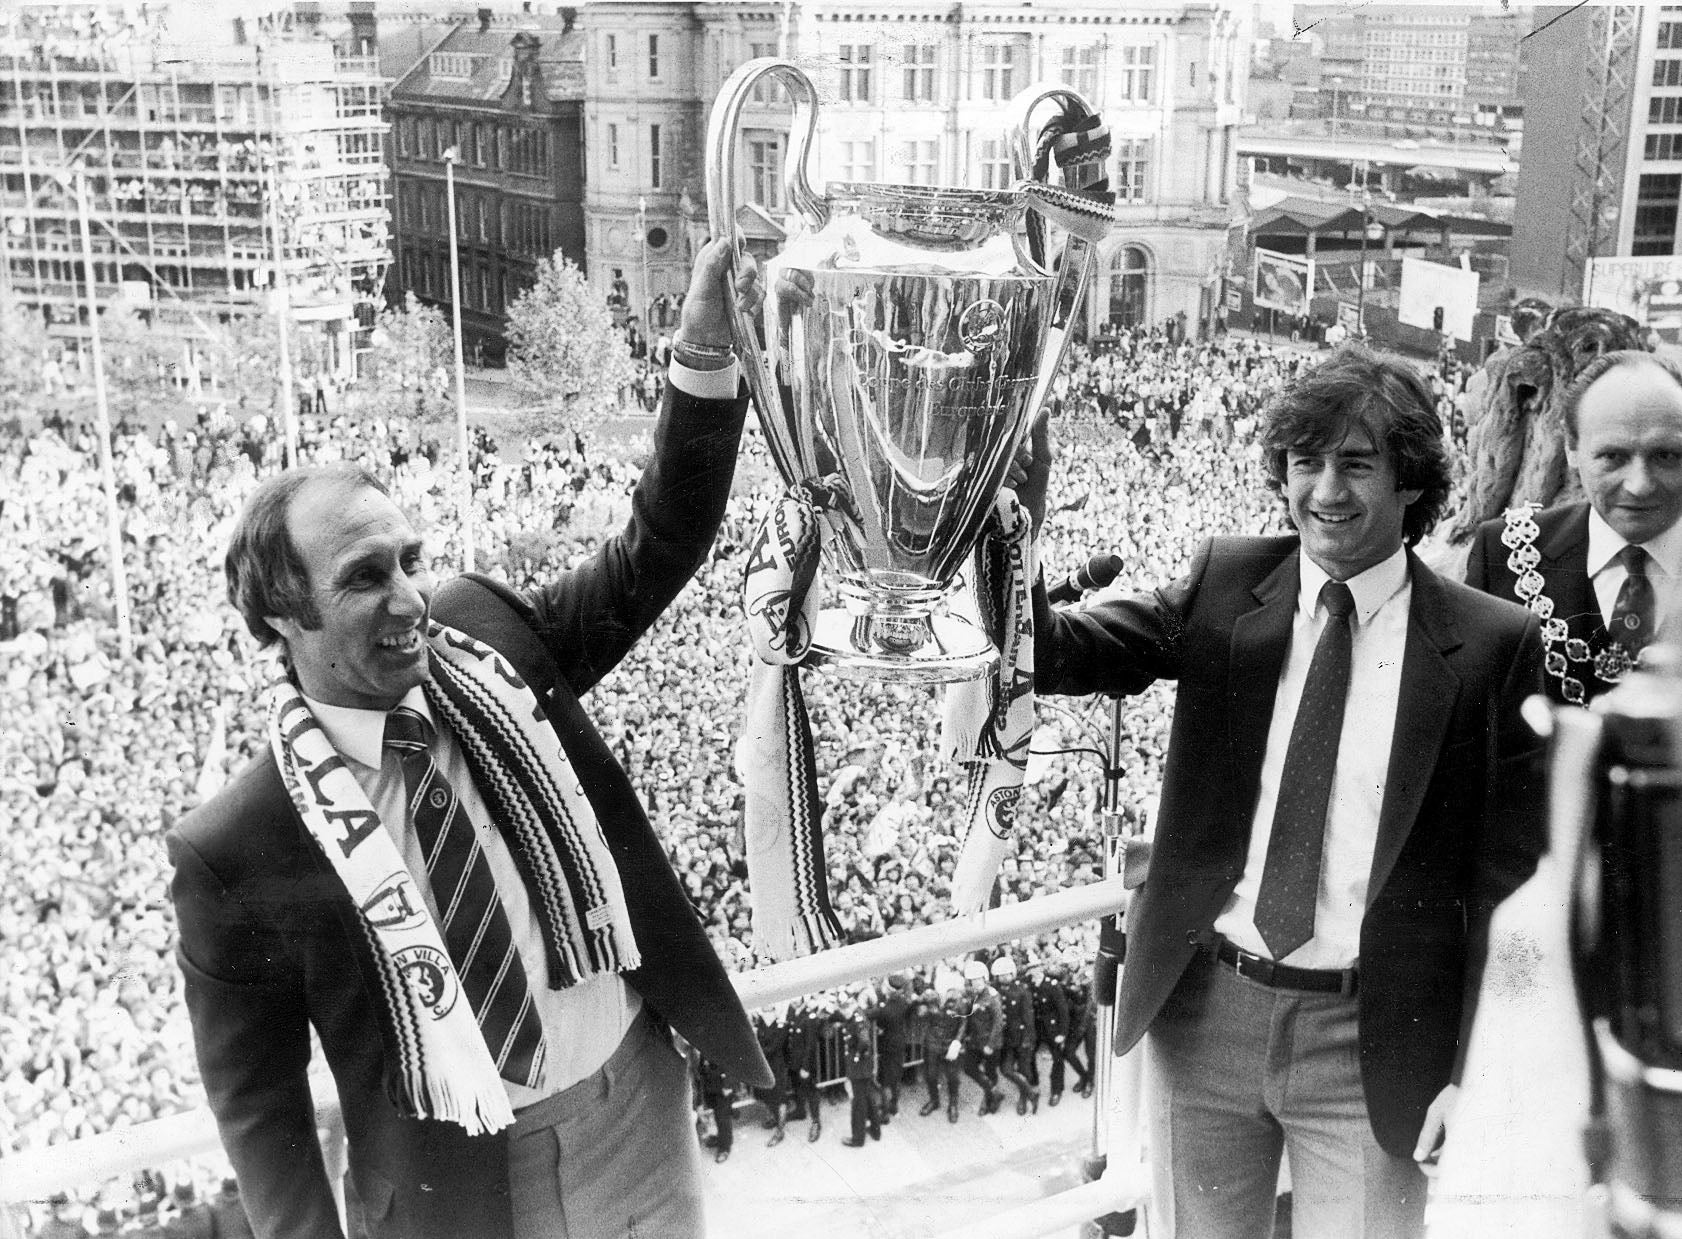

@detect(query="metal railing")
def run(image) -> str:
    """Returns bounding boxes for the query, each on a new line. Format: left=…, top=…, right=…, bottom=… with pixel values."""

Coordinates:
left=0, top=879, right=1134, bottom=1239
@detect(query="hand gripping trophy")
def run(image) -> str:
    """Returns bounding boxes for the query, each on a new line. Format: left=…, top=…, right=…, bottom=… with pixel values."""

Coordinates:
left=709, top=59, right=1121, bottom=956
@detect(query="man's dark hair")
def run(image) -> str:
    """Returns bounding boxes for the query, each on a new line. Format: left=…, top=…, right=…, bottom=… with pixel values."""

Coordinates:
left=225, top=464, right=388, bottom=646
left=1559, top=349, right=1682, bottom=444
left=1260, top=343, right=1451, bottom=545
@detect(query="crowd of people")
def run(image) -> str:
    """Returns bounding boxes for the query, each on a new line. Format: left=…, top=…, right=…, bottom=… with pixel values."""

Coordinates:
left=0, top=323, right=1316, bottom=1234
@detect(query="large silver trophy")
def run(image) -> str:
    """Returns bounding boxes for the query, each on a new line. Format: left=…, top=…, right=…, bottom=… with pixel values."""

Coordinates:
left=706, top=59, right=1118, bottom=682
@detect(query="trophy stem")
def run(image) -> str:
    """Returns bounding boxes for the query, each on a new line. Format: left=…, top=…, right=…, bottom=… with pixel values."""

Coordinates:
left=802, top=595, right=997, bottom=685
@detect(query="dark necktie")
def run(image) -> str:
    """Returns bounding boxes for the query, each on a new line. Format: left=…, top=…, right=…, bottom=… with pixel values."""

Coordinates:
left=1610, top=544, right=1655, bottom=654
left=384, top=706, right=545, bottom=1087
left=1254, top=580, right=1357, bottom=960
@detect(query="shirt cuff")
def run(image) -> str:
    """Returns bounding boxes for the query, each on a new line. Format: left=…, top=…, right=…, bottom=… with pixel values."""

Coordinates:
left=668, top=356, right=740, bottom=400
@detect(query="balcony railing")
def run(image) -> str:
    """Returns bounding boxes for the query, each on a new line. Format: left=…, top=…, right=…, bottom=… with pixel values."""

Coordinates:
left=0, top=879, right=1140, bottom=1239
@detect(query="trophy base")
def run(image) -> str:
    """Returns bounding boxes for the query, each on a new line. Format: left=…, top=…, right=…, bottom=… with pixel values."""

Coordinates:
left=802, top=608, right=998, bottom=684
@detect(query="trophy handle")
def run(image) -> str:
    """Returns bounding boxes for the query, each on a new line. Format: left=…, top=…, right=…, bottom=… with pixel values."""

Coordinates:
left=1004, top=84, right=1114, bottom=418
left=705, top=58, right=824, bottom=474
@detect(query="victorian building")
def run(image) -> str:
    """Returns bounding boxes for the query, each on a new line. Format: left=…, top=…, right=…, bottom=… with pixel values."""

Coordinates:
left=385, top=9, right=584, bottom=363
left=577, top=0, right=1246, bottom=340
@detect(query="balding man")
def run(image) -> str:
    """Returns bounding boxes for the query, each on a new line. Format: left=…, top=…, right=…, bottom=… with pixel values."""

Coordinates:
left=168, top=242, right=770, bottom=1239
left=1466, top=350, right=1682, bottom=704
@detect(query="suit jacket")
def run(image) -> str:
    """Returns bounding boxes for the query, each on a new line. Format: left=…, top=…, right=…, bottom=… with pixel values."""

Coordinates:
left=1465, top=501, right=1619, bottom=704
left=1034, top=535, right=1546, bottom=1156
left=168, top=377, right=770, bottom=1239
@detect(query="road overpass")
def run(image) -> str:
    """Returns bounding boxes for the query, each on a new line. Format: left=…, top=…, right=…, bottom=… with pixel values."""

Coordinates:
left=1236, top=131, right=1515, bottom=177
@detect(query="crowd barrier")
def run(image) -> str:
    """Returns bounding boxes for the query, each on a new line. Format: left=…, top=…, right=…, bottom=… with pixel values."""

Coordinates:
left=0, top=879, right=1140, bottom=1239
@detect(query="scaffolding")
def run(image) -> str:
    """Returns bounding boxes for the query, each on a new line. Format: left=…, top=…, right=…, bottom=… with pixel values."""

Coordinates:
left=0, top=3, right=391, bottom=383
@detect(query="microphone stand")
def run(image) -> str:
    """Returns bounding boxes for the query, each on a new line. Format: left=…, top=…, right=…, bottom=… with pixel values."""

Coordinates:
left=1034, top=670, right=1143, bottom=1236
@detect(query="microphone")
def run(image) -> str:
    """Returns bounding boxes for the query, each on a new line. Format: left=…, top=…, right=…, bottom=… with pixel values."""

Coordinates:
left=1047, top=552, right=1123, bottom=605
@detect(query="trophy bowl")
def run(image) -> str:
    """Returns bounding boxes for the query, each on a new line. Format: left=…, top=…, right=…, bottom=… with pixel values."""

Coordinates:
left=707, top=60, right=1109, bottom=682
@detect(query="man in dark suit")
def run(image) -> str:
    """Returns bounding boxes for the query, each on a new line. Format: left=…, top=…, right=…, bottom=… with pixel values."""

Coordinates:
left=1466, top=349, right=1682, bottom=704
left=1019, top=345, right=1545, bottom=1238
left=168, top=242, right=771, bottom=1239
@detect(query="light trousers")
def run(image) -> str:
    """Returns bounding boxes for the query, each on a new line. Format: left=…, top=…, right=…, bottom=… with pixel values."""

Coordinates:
left=1144, top=952, right=1427, bottom=1239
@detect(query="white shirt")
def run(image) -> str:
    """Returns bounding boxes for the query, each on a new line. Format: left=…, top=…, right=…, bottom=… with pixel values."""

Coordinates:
left=1213, top=547, right=1412, bottom=969
left=306, top=688, right=640, bottom=1106
left=1584, top=506, right=1682, bottom=633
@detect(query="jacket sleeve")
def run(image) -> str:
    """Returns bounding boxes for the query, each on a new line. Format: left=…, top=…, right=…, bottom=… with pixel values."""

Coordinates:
left=168, top=830, right=344, bottom=1239
left=521, top=364, right=750, bottom=694
left=1033, top=537, right=1210, bottom=698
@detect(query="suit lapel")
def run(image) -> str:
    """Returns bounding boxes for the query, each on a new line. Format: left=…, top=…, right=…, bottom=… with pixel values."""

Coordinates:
left=1227, top=551, right=1298, bottom=797
left=1368, top=554, right=1461, bottom=900
left=1537, top=504, right=1601, bottom=634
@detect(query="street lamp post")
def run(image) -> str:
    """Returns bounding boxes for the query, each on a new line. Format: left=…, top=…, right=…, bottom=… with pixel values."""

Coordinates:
left=73, top=169, right=133, bottom=661
left=442, top=146, right=474, bottom=572
left=1354, top=194, right=1384, bottom=339
left=637, top=195, right=651, bottom=328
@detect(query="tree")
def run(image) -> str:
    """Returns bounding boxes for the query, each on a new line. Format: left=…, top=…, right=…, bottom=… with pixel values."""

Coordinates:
left=97, top=301, right=182, bottom=423
left=356, top=292, right=452, bottom=424
left=0, top=292, right=51, bottom=422
left=202, top=313, right=283, bottom=418
left=504, top=253, right=636, bottom=435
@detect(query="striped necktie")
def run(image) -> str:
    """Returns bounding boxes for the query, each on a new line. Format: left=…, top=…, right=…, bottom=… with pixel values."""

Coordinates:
left=384, top=706, right=545, bottom=1087
left=1254, top=580, right=1356, bottom=960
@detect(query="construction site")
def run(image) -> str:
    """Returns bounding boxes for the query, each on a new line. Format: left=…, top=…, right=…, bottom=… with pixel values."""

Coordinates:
left=0, top=1, right=392, bottom=389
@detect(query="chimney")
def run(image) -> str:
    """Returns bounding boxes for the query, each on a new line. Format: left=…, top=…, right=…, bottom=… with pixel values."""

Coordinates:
left=559, top=5, right=576, bottom=32
left=522, top=1, right=531, bottom=11
left=347, top=0, right=377, bottom=55
left=478, top=7, right=492, bottom=33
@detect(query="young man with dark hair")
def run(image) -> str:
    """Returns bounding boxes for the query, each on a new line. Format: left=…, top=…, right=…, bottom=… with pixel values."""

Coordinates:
left=1017, top=344, right=1546, bottom=1238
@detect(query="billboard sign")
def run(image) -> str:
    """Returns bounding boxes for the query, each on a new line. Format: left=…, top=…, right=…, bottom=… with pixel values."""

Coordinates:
left=1398, top=257, right=1479, bottom=342
left=1583, top=256, right=1682, bottom=325
left=1253, top=249, right=1312, bottom=315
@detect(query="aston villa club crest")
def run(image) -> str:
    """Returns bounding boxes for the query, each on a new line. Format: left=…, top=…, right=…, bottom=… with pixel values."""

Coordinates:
left=361, top=874, right=425, bottom=932
left=395, top=945, right=458, bottom=1020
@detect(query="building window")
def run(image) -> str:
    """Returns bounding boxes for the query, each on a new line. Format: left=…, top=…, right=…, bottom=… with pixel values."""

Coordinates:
left=1648, top=132, right=1682, bottom=161
left=648, top=34, right=660, bottom=79
left=395, top=116, right=411, bottom=158
left=838, top=139, right=875, bottom=183
left=420, top=188, right=433, bottom=232
left=748, top=136, right=782, bottom=210
left=839, top=44, right=872, bottom=103
left=749, top=41, right=782, bottom=102
left=607, top=33, right=618, bottom=70
left=978, top=139, right=1012, bottom=190
left=607, top=122, right=620, bottom=169
left=520, top=74, right=535, bottom=108
left=1633, top=172, right=1681, bottom=255
left=981, top=43, right=1017, bottom=101
left=650, top=123, right=663, bottom=188
left=1661, top=21, right=1682, bottom=49
left=1652, top=95, right=1682, bottom=124
left=477, top=196, right=490, bottom=242
left=430, top=53, right=475, bottom=79
left=904, top=45, right=936, bottom=102
left=902, top=139, right=938, bottom=185
left=1120, top=45, right=1156, bottom=102
left=474, top=122, right=487, bottom=166
left=1060, top=45, right=1100, bottom=99
left=496, top=126, right=508, bottom=170
left=1655, top=58, right=1682, bottom=88
left=1116, top=138, right=1149, bottom=203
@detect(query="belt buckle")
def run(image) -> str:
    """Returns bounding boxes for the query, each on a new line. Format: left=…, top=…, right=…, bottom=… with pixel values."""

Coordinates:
left=1233, top=947, right=1271, bottom=986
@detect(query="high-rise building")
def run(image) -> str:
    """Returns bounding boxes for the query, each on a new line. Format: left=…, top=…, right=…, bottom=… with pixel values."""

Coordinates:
left=577, top=0, right=1246, bottom=340
left=386, top=9, right=585, bottom=364
left=0, top=1, right=390, bottom=380
left=1511, top=5, right=1682, bottom=306
left=1287, top=4, right=1525, bottom=140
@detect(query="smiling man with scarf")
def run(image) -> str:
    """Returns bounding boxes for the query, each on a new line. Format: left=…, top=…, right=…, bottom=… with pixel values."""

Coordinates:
left=167, top=241, right=770, bottom=1239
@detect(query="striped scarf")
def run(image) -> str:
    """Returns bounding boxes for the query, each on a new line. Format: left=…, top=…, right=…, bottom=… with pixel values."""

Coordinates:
left=735, top=488, right=1035, bottom=960
left=267, top=620, right=638, bottom=1135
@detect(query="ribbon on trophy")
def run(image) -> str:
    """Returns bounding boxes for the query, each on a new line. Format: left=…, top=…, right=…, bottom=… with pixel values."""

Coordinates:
left=736, top=486, right=1037, bottom=958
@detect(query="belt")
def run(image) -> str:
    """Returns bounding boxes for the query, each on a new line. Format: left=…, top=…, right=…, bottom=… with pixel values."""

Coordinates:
left=1215, top=938, right=1358, bottom=997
